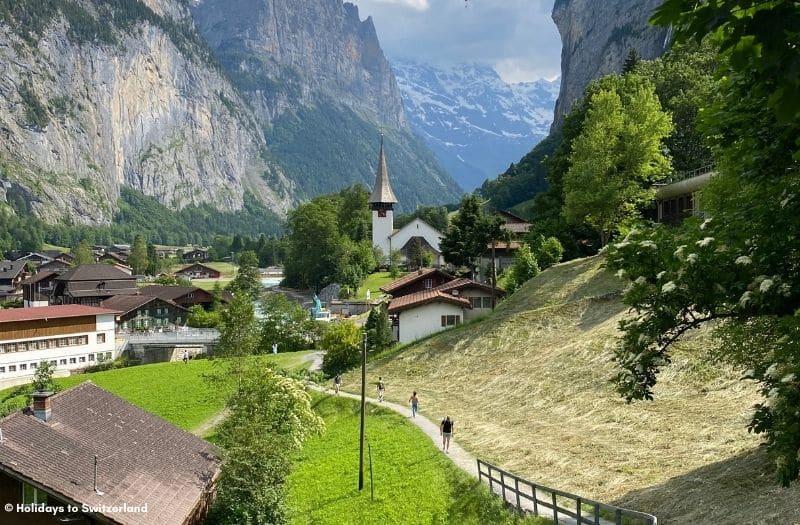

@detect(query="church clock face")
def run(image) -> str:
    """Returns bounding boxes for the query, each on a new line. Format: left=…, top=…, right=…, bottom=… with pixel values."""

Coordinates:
left=378, top=208, right=387, bottom=217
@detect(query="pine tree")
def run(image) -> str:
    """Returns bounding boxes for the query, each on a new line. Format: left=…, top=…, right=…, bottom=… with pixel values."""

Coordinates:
left=623, top=48, right=641, bottom=73
left=128, top=235, right=149, bottom=275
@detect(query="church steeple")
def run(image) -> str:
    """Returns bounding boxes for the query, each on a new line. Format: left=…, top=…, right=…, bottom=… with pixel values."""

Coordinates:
left=368, top=135, right=398, bottom=206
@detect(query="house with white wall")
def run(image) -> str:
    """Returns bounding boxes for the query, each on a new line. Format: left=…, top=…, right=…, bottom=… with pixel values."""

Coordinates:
left=0, top=305, right=119, bottom=387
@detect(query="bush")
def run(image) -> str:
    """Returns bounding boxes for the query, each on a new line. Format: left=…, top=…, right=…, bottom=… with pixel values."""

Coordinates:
left=321, top=321, right=362, bottom=376
left=528, top=234, right=564, bottom=269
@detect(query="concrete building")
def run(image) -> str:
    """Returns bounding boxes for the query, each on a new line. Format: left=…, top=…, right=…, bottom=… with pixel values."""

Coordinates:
left=0, top=305, right=118, bottom=388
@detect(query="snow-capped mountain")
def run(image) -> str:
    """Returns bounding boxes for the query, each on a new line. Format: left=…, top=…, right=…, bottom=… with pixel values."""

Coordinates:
left=391, top=59, right=560, bottom=191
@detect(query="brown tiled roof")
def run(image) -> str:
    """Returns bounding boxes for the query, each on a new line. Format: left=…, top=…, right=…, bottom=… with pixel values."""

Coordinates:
left=57, top=264, right=136, bottom=282
left=388, top=289, right=471, bottom=313
left=100, top=295, right=187, bottom=315
left=367, top=140, right=398, bottom=204
left=0, top=305, right=119, bottom=323
left=20, top=271, right=58, bottom=285
left=380, top=268, right=453, bottom=294
left=175, top=263, right=220, bottom=275
left=435, top=278, right=504, bottom=296
left=140, top=285, right=209, bottom=302
left=0, top=382, right=220, bottom=525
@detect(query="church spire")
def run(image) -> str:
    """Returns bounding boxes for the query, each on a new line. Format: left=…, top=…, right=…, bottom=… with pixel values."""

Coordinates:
left=368, top=134, right=398, bottom=205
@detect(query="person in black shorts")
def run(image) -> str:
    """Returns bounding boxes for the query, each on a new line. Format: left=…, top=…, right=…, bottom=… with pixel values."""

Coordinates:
left=377, top=377, right=385, bottom=402
left=333, top=374, right=341, bottom=395
left=440, top=416, right=454, bottom=452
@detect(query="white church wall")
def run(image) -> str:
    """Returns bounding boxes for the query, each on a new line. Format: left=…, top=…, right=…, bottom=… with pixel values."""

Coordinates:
left=372, top=209, right=394, bottom=263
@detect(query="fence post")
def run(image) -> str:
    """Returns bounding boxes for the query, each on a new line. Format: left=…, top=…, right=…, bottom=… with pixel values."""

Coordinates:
left=477, top=460, right=482, bottom=482
left=616, top=508, right=623, bottom=525
left=500, top=470, right=506, bottom=501
left=488, top=465, right=493, bottom=492
left=514, top=477, right=521, bottom=510
left=552, top=491, right=558, bottom=523
left=576, top=497, right=582, bottom=524
left=532, top=483, right=538, bottom=515
left=593, top=504, right=600, bottom=525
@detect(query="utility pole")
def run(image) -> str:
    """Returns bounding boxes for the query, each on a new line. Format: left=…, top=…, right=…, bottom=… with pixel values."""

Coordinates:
left=358, top=330, right=367, bottom=490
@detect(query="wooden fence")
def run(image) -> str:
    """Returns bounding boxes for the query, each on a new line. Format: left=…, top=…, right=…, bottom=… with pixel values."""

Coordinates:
left=477, top=460, right=657, bottom=525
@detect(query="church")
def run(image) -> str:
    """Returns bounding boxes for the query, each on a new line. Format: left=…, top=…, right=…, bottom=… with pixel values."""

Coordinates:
left=368, top=138, right=445, bottom=266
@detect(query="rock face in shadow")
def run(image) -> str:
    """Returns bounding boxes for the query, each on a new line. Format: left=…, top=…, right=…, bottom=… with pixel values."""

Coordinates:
left=550, top=0, right=670, bottom=130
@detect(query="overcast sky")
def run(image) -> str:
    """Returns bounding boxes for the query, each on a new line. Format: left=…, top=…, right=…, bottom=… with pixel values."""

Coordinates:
left=351, top=0, right=561, bottom=83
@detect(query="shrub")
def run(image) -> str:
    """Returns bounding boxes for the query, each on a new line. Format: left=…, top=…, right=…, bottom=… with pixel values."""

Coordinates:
left=321, top=321, right=362, bottom=376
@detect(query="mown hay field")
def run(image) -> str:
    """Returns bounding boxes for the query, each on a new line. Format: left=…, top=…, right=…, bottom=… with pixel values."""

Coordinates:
left=343, top=257, right=800, bottom=524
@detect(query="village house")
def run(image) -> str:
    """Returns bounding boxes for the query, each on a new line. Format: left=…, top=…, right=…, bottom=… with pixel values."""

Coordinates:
left=51, top=265, right=138, bottom=306
left=20, top=271, right=59, bottom=307
left=494, top=209, right=531, bottom=238
left=182, top=248, right=209, bottom=263
left=100, top=294, right=188, bottom=331
left=37, top=258, right=71, bottom=274
left=98, top=251, right=129, bottom=265
left=139, top=285, right=226, bottom=310
left=0, top=260, right=30, bottom=300
left=0, top=305, right=118, bottom=388
left=175, top=263, right=221, bottom=280
left=0, top=382, right=220, bottom=525
left=382, top=270, right=504, bottom=343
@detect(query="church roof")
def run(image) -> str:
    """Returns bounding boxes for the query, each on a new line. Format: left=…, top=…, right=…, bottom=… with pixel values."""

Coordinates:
left=368, top=138, right=398, bottom=204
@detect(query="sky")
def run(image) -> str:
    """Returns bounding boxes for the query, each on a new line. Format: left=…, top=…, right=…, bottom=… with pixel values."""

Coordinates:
left=351, top=0, right=562, bottom=83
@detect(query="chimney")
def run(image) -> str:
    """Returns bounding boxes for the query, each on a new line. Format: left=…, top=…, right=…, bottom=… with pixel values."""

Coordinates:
left=31, top=391, right=54, bottom=422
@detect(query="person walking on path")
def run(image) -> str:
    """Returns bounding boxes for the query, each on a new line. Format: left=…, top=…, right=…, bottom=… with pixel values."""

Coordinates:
left=182, top=349, right=189, bottom=364
left=440, top=416, right=454, bottom=453
left=333, top=374, right=342, bottom=395
left=377, top=377, right=385, bottom=402
left=409, top=391, right=419, bottom=418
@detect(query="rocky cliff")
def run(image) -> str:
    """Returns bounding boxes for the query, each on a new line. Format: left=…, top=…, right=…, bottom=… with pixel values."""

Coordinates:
left=550, top=0, right=669, bottom=129
left=0, top=0, right=292, bottom=226
left=0, top=0, right=458, bottom=229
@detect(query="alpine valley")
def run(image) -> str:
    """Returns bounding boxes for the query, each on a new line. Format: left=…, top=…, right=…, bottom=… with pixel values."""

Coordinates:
left=0, top=0, right=462, bottom=236
left=392, top=59, right=559, bottom=191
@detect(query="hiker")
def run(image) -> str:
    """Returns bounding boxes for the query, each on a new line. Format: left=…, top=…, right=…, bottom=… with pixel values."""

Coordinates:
left=409, top=391, right=419, bottom=418
left=440, top=416, right=454, bottom=453
left=334, top=374, right=342, bottom=395
left=377, top=377, right=385, bottom=402
left=182, top=349, right=189, bottom=364
left=272, top=342, right=278, bottom=354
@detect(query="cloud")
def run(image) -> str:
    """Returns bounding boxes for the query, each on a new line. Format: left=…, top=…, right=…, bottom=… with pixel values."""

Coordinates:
left=353, top=0, right=561, bottom=82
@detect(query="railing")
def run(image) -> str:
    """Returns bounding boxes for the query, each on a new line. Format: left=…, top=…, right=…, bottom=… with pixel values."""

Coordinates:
left=477, top=460, right=657, bottom=525
left=124, top=328, right=220, bottom=345
left=658, top=164, right=715, bottom=185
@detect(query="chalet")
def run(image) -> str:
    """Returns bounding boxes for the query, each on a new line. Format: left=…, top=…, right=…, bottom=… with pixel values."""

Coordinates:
left=0, top=305, right=118, bottom=387
left=175, top=263, right=221, bottom=280
left=0, top=260, right=30, bottom=300
left=479, top=240, right=522, bottom=276
left=98, top=251, right=129, bottom=265
left=21, top=271, right=60, bottom=307
left=383, top=272, right=504, bottom=343
left=494, top=209, right=531, bottom=238
left=101, top=295, right=188, bottom=331
left=182, top=248, right=209, bottom=263
left=140, top=285, right=222, bottom=310
left=38, top=258, right=71, bottom=273
left=0, top=382, right=220, bottom=525
left=51, top=265, right=138, bottom=306
left=380, top=268, right=454, bottom=298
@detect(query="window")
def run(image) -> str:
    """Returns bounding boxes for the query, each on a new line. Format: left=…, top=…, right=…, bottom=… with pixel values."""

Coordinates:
left=19, top=364, right=27, bottom=371
left=97, top=333, right=106, bottom=344
left=49, top=360, right=56, bottom=366
left=88, top=354, right=95, bottom=361
left=423, top=279, right=433, bottom=289
left=440, top=315, right=461, bottom=327
left=0, top=366, right=5, bottom=373
left=59, top=359, right=67, bottom=365
left=22, top=482, right=47, bottom=504
left=105, top=352, right=113, bottom=360
left=8, top=365, right=16, bottom=372
left=30, top=362, right=37, bottom=369
left=80, top=336, right=88, bottom=345
left=79, top=356, right=86, bottom=363
left=69, top=358, right=76, bottom=364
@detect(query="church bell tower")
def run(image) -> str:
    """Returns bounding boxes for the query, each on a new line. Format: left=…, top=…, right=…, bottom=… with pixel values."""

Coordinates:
left=368, top=136, right=398, bottom=261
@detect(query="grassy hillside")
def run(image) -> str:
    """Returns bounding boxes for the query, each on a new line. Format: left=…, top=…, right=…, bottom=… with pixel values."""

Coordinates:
left=345, top=256, right=800, bottom=524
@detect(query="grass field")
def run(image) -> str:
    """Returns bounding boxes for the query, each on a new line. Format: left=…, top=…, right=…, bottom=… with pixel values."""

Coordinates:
left=343, top=256, right=800, bottom=524
left=356, top=272, right=404, bottom=300
left=287, top=394, right=549, bottom=525
left=0, top=351, right=318, bottom=430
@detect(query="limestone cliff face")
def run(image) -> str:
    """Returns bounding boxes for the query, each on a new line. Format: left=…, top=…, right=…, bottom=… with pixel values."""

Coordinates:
left=0, top=0, right=293, bottom=225
left=550, top=0, right=670, bottom=129
left=191, top=0, right=406, bottom=129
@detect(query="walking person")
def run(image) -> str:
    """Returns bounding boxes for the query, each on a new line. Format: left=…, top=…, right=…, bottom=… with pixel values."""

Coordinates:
left=440, top=416, right=454, bottom=453
left=409, top=391, right=419, bottom=418
left=333, top=374, right=341, bottom=395
left=182, top=349, right=189, bottom=364
left=377, top=377, right=385, bottom=402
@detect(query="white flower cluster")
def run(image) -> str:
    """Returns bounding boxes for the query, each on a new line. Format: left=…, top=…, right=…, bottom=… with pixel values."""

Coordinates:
left=639, top=240, right=657, bottom=249
left=735, top=255, right=752, bottom=265
left=656, top=271, right=666, bottom=280
left=674, top=245, right=687, bottom=259
left=696, top=237, right=714, bottom=247
left=760, top=279, right=774, bottom=293
left=700, top=218, right=713, bottom=230
left=661, top=281, right=677, bottom=293
left=687, top=253, right=698, bottom=264
left=739, top=291, right=752, bottom=307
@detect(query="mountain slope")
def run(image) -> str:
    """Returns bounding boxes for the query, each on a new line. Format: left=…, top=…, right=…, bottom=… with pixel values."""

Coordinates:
left=346, top=256, right=800, bottom=524
left=191, top=0, right=462, bottom=208
left=0, top=0, right=289, bottom=226
left=392, top=60, right=559, bottom=191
